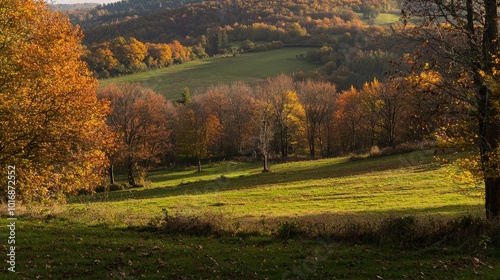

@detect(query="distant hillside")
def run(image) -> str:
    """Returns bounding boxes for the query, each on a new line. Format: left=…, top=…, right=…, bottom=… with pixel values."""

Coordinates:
left=79, top=0, right=400, bottom=45
left=78, top=0, right=403, bottom=91
left=65, top=0, right=203, bottom=30
left=91, top=0, right=202, bottom=15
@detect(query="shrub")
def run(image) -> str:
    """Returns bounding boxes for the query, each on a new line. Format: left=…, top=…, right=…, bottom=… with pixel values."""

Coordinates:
left=158, top=210, right=216, bottom=236
left=94, top=185, right=106, bottom=193
left=380, top=143, right=421, bottom=156
left=369, top=145, right=381, bottom=155
left=277, top=221, right=300, bottom=239
left=108, top=184, right=124, bottom=192
left=378, top=216, right=417, bottom=247
left=276, top=215, right=500, bottom=250
left=143, top=212, right=500, bottom=251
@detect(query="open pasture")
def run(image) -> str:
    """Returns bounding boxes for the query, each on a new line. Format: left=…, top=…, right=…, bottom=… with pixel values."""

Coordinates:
left=99, top=47, right=319, bottom=100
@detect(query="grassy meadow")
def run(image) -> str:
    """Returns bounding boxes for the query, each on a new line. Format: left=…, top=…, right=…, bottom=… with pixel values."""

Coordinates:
left=99, top=47, right=320, bottom=100
left=6, top=150, right=500, bottom=279
left=67, top=150, right=483, bottom=227
left=370, top=13, right=401, bottom=25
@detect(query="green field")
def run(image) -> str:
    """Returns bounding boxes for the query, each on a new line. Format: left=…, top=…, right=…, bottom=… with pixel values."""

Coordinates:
left=358, top=12, right=401, bottom=25
left=99, top=47, right=320, bottom=100
left=372, top=13, right=401, bottom=25
left=66, top=151, right=483, bottom=227
left=6, top=151, right=500, bottom=279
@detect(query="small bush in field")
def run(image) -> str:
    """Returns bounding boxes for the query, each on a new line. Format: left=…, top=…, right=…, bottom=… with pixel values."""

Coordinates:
left=108, top=184, right=124, bottom=192
left=94, top=185, right=106, bottom=193
left=277, top=221, right=300, bottom=239
left=370, top=146, right=381, bottom=155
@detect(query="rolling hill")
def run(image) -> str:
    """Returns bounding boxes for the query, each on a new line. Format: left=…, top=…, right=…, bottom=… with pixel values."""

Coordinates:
left=99, top=47, right=320, bottom=100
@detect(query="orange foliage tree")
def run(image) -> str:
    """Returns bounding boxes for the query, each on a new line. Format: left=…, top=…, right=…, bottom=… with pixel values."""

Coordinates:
left=175, top=95, right=222, bottom=172
left=98, top=83, right=173, bottom=186
left=0, top=0, right=112, bottom=201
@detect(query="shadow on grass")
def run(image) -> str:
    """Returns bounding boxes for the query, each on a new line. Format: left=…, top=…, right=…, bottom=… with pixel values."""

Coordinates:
left=74, top=151, right=439, bottom=203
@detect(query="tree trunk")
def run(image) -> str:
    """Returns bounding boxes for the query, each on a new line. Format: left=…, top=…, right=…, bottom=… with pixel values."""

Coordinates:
left=280, top=126, right=287, bottom=157
left=109, top=162, right=115, bottom=185
left=263, top=153, right=269, bottom=173
left=485, top=177, right=500, bottom=219
left=307, top=121, right=316, bottom=157
left=479, top=86, right=500, bottom=218
left=480, top=0, right=499, bottom=218
left=126, top=156, right=135, bottom=186
left=197, top=156, right=202, bottom=172
left=309, top=134, right=315, bottom=157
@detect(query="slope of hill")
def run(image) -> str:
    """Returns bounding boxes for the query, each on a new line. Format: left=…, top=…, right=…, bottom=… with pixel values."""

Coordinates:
left=99, top=47, right=320, bottom=100
left=65, top=0, right=203, bottom=33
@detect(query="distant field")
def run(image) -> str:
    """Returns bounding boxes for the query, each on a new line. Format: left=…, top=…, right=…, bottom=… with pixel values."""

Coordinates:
left=99, top=47, right=320, bottom=100
left=359, top=12, right=401, bottom=25
left=372, top=13, right=401, bottom=25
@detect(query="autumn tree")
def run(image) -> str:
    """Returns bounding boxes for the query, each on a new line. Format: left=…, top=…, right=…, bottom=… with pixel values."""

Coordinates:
left=376, top=78, right=414, bottom=147
left=334, top=86, right=364, bottom=152
left=175, top=96, right=222, bottom=172
left=84, top=42, right=119, bottom=78
left=402, top=0, right=500, bottom=217
left=109, top=36, right=148, bottom=73
left=0, top=0, right=112, bottom=201
left=264, top=74, right=306, bottom=157
left=225, top=82, right=257, bottom=156
left=357, top=79, right=382, bottom=148
left=405, top=70, right=446, bottom=142
left=200, top=82, right=257, bottom=157
left=98, top=83, right=172, bottom=186
left=297, top=80, right=337, bottom=157
left=169, top=40, right=191, bottom=64
left=145, top=42, right=173, bottom=68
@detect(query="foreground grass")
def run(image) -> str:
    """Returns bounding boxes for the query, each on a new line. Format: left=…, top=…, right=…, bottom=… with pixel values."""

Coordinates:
left=6, top=219, right=500, bottom=279
left=99, top=47, right=319, bottom=100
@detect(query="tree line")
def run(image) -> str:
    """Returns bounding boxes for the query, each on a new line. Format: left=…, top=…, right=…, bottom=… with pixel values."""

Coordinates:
left=84, top=37, right=199, bottom=78
left=98, top=73, right=444, bottom=186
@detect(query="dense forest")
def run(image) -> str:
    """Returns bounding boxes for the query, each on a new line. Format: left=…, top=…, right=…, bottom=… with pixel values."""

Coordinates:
left=69, top=0, right=400, bottom=43
left=75, top=0, right=399, bottom=45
